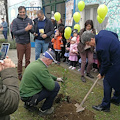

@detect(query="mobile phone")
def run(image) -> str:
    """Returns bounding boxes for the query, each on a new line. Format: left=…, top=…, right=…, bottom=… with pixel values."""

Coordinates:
left=0, top=43, right=10, bottom=63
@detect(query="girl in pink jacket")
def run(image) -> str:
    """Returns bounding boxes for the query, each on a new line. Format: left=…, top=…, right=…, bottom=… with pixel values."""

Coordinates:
left=69, top=37, right=78, bottom=70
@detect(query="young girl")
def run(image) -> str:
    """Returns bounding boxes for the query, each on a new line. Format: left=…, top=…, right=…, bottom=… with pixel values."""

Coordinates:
left=72, top=29, right=80, bottom=44
left=51, top=29, right=63, bottom=64
left=63, top=38, right=71, bottom=63
left=69, top=37, right=78, bottom=70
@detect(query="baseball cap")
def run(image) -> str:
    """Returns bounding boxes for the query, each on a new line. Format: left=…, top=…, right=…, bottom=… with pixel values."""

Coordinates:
left=44, top=50, right=57, bottom=63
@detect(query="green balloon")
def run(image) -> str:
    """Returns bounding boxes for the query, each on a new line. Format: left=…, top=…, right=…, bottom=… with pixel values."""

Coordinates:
left=97, top=4, right=108, bottom=19
left=54, top=12, right=61, bottom=21
left=74, top=24, right=80, bottom=32
left=65, top=27, right=72, bottom=36
left=97, top=15, right=105, bottom=24
left=64, top=32, right=70, bottom=40
left=78, top=1, right=85, bottom=11
left=73, top=12, right=81, bottom=23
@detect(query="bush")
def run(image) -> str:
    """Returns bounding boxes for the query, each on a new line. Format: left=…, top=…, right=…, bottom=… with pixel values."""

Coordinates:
left=0, top=39, right=16, bottom=49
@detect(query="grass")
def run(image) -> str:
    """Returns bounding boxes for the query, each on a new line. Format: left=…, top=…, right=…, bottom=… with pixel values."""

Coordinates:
left=11, top=64, right=120, bottom=120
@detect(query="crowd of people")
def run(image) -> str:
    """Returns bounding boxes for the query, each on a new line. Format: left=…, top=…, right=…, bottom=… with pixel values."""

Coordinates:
left=0, top=5, right=120, bottom=120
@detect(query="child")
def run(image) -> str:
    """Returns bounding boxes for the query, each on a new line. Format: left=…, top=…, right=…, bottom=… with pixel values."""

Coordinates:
left=69, top=37, right=78, bottom=70
left=63, top=38, right=71, bottom=63
left=51, top=30, right=63, bottom=64
left=72, top=29, right=80, bottom=44
left=92, top=47, right=98, bottom=72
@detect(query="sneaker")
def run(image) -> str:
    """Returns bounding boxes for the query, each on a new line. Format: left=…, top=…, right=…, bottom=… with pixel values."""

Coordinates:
left=24, top=103, right=39, bottom=112
left=81, top=76, right=86, bottom=82
left=71, top=67, right=76, bottom=70
left=39, top=107, right=54, bottom=116
left=86, top=73, right=94, bottom=79
left=69, top=66, right=72, bottom=69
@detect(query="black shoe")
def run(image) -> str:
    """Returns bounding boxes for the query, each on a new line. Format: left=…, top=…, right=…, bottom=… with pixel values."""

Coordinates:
left=24, top=103, right=39, bottom=112
left=81, top=76, right=86, bottom=82
left=86, top=73, right=94, bottom=79
left=92, top=104, right=110, bottom=112
left=63, top=58, right=66, bottom=62
left=110, top=99, right=120, bottom=106
left=18, top=74, right=22, bottom=81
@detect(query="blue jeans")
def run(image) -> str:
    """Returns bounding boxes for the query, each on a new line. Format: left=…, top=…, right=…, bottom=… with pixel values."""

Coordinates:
left=2, top=31, right=7, bottom=40
left=101, top=78, right=120, bottom=108
left=37, top=82, right=60, bottom=110
left=35, top=39, right=49, bottom=60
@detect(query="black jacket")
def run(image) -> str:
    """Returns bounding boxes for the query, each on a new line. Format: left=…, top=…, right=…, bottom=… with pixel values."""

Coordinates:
left=33, top=17, right=54, bottom=43
left=12, top=15, right=34, bottom=44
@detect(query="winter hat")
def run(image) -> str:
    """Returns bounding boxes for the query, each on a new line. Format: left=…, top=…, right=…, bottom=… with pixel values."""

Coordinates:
left=72, top=29, right=78, bottom=34
left=71, top=37, right=77, bottom=42
left=44, top=49, right=57, bottom=63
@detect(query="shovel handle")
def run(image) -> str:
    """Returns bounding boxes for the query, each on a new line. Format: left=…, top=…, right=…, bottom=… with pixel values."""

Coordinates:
left=80, top=78, right=99, bottom=107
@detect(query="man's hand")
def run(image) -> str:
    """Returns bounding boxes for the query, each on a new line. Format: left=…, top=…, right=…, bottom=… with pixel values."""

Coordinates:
left=41, top=34, right=47, bottom=39
left=3, top=58, right=16, bottom=69
left=33, top=33, right=38, bottom=36
left=57, top=78, right=63, bottom=82
left=25, top=23, right=33, bottom=31
left=97, top=73, right=104, bottom=79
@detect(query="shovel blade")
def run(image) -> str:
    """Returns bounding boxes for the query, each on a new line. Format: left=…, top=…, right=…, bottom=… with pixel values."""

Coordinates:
left=76, top=106, right=85, bottom=112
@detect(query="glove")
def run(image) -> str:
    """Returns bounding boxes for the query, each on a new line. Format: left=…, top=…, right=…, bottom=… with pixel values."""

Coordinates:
left=57, top=78, right=63, bottom=82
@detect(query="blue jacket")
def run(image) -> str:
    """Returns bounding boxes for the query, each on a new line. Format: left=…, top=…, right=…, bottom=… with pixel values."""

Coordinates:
left=1, top=21, right=8, bottom=31
left=12, top=15, right=34, bottom=44
left=33, top=17, right=54, bottom=43
left=95, top=30, right=120, bottom=91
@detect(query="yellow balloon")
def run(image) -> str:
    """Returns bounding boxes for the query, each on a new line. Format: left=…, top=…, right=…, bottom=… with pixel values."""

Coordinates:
left=64, top=32, right=70, bottom=40
left=78, top=1, right=85, bottom=11
left=54, top=12, right=61, bottom=21
left=97, top=4, right=108, bottom=19
left=74, top=24, right=81, bottom=32
left=65, top=27, right=72, bottom=36
left=73, top=12, right=81, bottom=23
left=97, top=15, right=105, bottom=24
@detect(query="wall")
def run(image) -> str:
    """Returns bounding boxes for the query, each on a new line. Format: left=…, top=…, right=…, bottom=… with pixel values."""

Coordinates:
left=75, top=0, right=120, bottom=39
left=7, top=0, right=42, bottom=24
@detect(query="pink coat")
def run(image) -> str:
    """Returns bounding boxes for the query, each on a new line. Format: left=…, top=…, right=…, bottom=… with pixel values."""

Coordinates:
left=69, top=43, right=78, bottom=61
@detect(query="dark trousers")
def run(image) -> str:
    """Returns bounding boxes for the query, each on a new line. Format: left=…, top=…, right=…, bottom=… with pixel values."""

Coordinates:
left=70, top=61, right=77, bottom=67
left=2, top=31, right=7, bottom=40
left=55, top=51, right=61, bottom=62
left=37, top=82, right=60, bottom=110
left=16, top=43, right=31, bottom=74
left=101, top=78, right=120, bottom=108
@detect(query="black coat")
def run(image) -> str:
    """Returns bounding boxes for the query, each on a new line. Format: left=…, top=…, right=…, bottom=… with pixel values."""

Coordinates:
left=33, top=17, right=54, bottom=43
left=96, top=30, right=120, bottom=91
left=12, top=15, right=34, bottom=44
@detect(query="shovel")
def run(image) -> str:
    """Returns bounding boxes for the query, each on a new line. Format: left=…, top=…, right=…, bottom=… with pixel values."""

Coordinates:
left=75, top=78, right=99, bottom=112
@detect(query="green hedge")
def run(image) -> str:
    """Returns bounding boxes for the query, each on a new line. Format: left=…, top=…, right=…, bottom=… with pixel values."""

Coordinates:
left=0, top=39, right=16, bottom=49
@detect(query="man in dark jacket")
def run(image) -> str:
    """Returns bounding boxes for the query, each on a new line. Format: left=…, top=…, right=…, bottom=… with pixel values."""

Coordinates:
left=81, top=30, right=120, bottom=112
left=0, top=58, right=20, bottom=120
left=33, top=10, right=54, bottom=60
left=12, top=6, right=34, bottom=80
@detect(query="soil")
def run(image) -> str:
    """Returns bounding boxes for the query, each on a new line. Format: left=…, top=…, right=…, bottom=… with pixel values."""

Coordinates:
left=46, top=94, right=95, bottom=120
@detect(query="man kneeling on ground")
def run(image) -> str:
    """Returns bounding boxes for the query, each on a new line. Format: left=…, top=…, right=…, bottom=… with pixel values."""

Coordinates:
left=20, top=49, right=63, bottom=116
